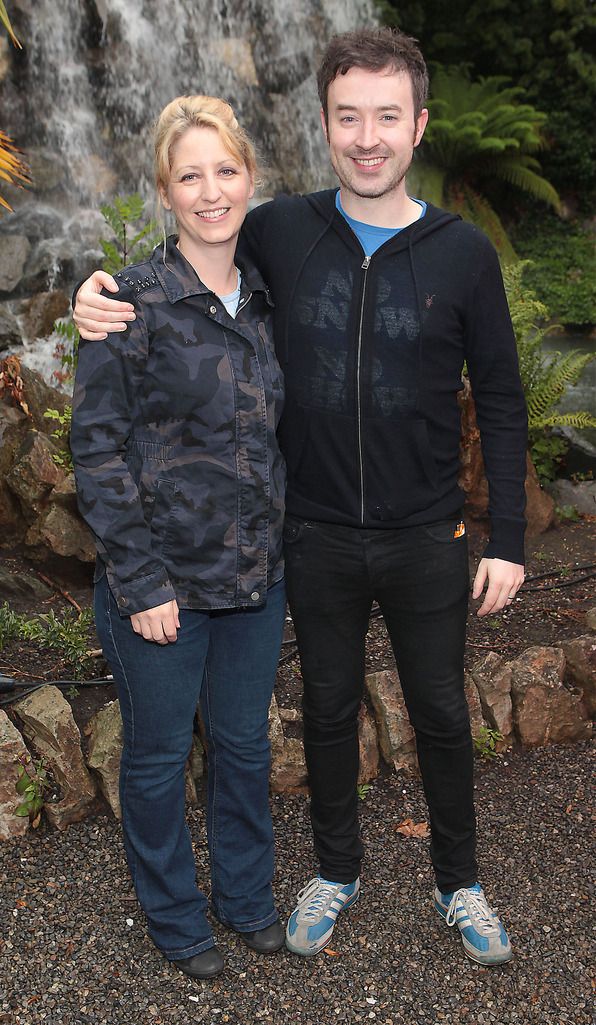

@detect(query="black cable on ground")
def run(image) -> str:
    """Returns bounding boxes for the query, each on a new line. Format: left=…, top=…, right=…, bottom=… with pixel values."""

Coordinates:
left=0, top=675, right=114, bottom=707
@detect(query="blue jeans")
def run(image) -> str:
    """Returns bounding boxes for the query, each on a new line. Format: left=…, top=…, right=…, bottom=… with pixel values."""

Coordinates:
left=94, top=574, right=286, bottom=961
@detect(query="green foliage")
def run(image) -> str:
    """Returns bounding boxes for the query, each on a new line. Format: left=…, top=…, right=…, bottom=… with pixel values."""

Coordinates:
left=530, top=433, right=568, bottom=484
left=512, top=212, right=596, bottom=328
left=378, top=0, right=596, bottom=205
left=503, top=261, right=596, bottom=483
left=357, top=783, right=372, bottom=800
left=14, top=751, right=49, bottom=823
left=409, top=67, right=559, bottom=259
left=100, top=193, right=160, bottom=274
left=51, top=317, right=80, bottom=388
left=0, top=602, right=94, bottom=678
left=43, top=405, right=73, bottom=471
left=555, top=504, right=580, bottom=523
left=473, top=726, right=503, bottom=759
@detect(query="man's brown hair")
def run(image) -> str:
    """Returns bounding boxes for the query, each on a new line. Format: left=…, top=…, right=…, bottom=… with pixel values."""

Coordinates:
left=317, top=27, right=429, bottom=125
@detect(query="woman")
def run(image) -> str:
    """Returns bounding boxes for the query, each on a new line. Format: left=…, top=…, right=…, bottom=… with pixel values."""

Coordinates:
left=70, top=96, right=286, bottom=980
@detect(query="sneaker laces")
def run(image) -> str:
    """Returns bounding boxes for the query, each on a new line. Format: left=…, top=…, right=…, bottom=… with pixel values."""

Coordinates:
left=445, top=888, right=500, bottom=936
left=295, top=878, right=343, bottom=922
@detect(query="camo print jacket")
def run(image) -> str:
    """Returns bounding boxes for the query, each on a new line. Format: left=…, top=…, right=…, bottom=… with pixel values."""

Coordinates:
left=70, top=236, right=285, bottom=616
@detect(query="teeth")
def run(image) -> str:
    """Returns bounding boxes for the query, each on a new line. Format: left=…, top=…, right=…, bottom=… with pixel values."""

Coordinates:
left=196, top=208, right=229, bottom=219
left=354, top=157, right=384, bottom=166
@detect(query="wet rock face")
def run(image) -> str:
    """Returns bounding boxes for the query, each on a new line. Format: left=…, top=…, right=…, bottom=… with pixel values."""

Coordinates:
left=0, top=0, right=374, bottom=302
left=0, top=712, right=30, bottom=841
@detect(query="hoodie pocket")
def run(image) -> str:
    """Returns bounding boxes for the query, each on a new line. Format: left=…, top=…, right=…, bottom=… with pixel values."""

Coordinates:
left=366, top=418, right=440, bottom=521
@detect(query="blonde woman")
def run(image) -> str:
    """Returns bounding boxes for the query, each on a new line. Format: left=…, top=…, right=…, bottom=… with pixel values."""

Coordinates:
left=70, top=97, right=286, bottom=980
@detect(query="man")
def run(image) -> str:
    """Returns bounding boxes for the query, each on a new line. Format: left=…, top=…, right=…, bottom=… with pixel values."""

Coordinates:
left=73, top=28, right=526, bottom=967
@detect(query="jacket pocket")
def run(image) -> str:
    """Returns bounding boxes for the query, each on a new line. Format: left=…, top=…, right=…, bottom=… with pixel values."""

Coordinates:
left=148, top=478, right=181, bottom=553
left=366, top=418, right=440, bottom=521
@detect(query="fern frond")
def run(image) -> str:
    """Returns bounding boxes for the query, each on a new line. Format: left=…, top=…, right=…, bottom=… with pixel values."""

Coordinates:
left=531, top=411, right=596, bottom=430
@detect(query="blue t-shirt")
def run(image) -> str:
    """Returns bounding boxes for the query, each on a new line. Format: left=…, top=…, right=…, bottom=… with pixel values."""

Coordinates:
left=336, top=192, right=427, bottom=257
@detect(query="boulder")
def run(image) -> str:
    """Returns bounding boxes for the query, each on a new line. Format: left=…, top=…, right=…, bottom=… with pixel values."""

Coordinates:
left=0, top=203, right=65, bottom=245
left=21, top=236, right=80, bottom=294
left=21, top=290, right=70, bottom=340
left=26, top=502, right=95, bottom=562
left=0, top=235, right=30, bottom=294
left=1, top=361, right=70, bottom=434
left=86, top=699, right=123, bottom=819
left=270, top=738, right=308, bottom=793
left=548, top=479, right=596, bottom=517
left=358, top=703, right=379, bottom=784
left=0, top=305, right=22, bottom=351
left=464, top=672, right=487, bottom=742
left=509, top=646, right=592, bottom=747
left=16, top=685, right=97, bottom=829
left=5, top=430, right=64, bottom=522
left=586, top=608, right=596, bottom=632
left=561, top=635, right=596, bottom=718
left=469, top=651, right=514, bottom=748
left=0, top=712, right=30, bottom=840
left=268, top=694, right=285, bottom=763
left=458, top=378, right=555, bottom=534
left=365, top=669, right=418, bottom=774
left=0, top=565, right=52, bottom=601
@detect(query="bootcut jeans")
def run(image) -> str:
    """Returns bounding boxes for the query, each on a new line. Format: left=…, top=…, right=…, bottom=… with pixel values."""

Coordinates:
left=283, top=516, right=477, bottom=894
left=95, top=573, right=286, bottom=961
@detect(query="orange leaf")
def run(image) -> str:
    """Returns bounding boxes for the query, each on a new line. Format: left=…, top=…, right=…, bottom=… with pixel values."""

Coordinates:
left=395, top=817, right=430, bottom=838
left=323, top=947, right=340, bottom=956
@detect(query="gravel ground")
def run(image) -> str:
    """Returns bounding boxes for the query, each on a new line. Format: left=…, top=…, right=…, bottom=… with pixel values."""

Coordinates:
left=0, top=742, right=593, bottom=1025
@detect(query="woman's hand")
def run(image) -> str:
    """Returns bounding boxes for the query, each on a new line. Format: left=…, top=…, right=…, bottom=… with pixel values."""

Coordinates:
left=130, top=600, right=181, bottom=644
left=472, top=557, right=525, bottom=617
left=73, top=271, right=136, bottom=340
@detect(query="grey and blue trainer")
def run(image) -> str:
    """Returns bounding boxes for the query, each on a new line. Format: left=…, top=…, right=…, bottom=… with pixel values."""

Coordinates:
left=285, top=876, right=360, bottom=956
left=434, top=883, right=513, bottom=965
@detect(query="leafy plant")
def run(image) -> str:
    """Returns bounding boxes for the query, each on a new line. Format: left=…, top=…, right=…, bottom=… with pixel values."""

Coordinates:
left=43, top=405, right=73, bottom=471
left=409, top=67, right=560, bottom=261
left=357, top=783, right=372, bottom=801
left=14, top=751, right=49, bottom=826
left=51, top=318, right=80, bottom=388
left=0, top=603, right=95, bottom=678
left=473, top=726, right=503, bottom=758
left=99, top=193, right=160, bottom=274
left=0, top=5, right=30, bottom=213
left=503, top=261, right=596, bottom=483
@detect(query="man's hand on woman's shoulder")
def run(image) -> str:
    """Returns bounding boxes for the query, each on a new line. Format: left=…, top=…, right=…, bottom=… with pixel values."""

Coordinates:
left=73, top=271, right=136, bottom=340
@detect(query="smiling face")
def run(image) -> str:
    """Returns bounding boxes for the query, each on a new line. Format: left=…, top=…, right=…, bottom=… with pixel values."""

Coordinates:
left=160, top=125, right=254, bottom=259
left=322, top=66, right=428, bottom=218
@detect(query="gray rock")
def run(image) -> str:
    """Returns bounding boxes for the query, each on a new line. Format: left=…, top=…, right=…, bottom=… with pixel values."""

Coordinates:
left=16, top=685, right=97, bottom=829
left=21, top=289, right=70, bottom=340
left=547, top=478, right=596, bottom=517
left=0, top=711, right=30, bottom=840
left=509, top=646, right=592, bottom=747
left=86, top=700, right=123, bottom=819
left=0, top=304, right=22, bottom=351
left=586, top=607, right=596, bottom=632
left=21, top=236, right=81, bottom=294
left=561, top=634, right=596, bottom=717
left=365, top=669, right=418, bottom=774
left=270, top=737, right=308, bottom=793
left=5, top=430, right=64, bottom=522
left=0, top=565, right=52, bottom=601
left=0, top=202, right=65, bottom=243
left=470, top=651, right=514, bottom=748
left=0, top=235, right=30, bottom=293
left=464, top=672, right=487, bottom=743
left=25, top=502, right=96, bottom=562
left=357, top=703, right=379, bottom=784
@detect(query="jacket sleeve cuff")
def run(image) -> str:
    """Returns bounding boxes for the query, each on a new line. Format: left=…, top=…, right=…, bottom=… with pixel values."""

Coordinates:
left=106, top=567, right=177, bottom=617
left=482, top=517, right=526, bottom=567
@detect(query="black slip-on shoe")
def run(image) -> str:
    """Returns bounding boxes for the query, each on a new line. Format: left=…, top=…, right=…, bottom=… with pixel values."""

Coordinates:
left=174, top=946, right=225, bottom=979
left=239, top=919, right=285, bottom=954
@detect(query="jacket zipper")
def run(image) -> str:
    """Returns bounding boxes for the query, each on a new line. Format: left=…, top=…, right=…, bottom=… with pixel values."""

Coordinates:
left=357, top=255, right=371, bottom=523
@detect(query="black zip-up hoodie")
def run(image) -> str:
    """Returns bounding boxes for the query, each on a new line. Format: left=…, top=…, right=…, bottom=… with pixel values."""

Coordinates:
left=242, top=189, right=528, bottom=564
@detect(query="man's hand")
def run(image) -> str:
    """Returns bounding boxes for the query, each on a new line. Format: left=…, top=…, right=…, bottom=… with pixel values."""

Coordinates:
left=130, top=600, right=180, bottom=644
left=472, top=557, right=524, bottom=617
left=73, top=271, right=136, bottom=340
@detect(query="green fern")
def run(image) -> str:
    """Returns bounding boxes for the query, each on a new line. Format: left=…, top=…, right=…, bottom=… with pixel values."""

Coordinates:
left=503, top=262, right=596, bottom=481
left=410, top=67, right=560, bottom=259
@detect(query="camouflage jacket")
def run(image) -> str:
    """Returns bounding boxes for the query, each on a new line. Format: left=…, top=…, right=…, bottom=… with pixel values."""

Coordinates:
left=71, top=236, right=285, bottom=615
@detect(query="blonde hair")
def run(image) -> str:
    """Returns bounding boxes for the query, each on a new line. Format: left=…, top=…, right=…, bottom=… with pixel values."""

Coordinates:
left=154, top=95, right=259, bottom=192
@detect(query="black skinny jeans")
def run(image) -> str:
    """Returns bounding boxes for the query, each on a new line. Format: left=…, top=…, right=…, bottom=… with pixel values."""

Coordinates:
left=284, top=515, right=478, bottom=894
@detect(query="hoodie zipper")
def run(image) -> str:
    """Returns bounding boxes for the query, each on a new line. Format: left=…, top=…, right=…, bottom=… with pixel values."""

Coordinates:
left=357, top=255, right=371, bottom=524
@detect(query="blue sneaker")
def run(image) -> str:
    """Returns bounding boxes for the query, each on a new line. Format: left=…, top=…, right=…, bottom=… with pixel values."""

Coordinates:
left=434, top=883, right=513, bottom=965
left=285, top=876, right=360, bottom=956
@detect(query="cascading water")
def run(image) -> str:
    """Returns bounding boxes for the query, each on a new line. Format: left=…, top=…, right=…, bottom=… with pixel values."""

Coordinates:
left=0, top=0, right=375, bottom=380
